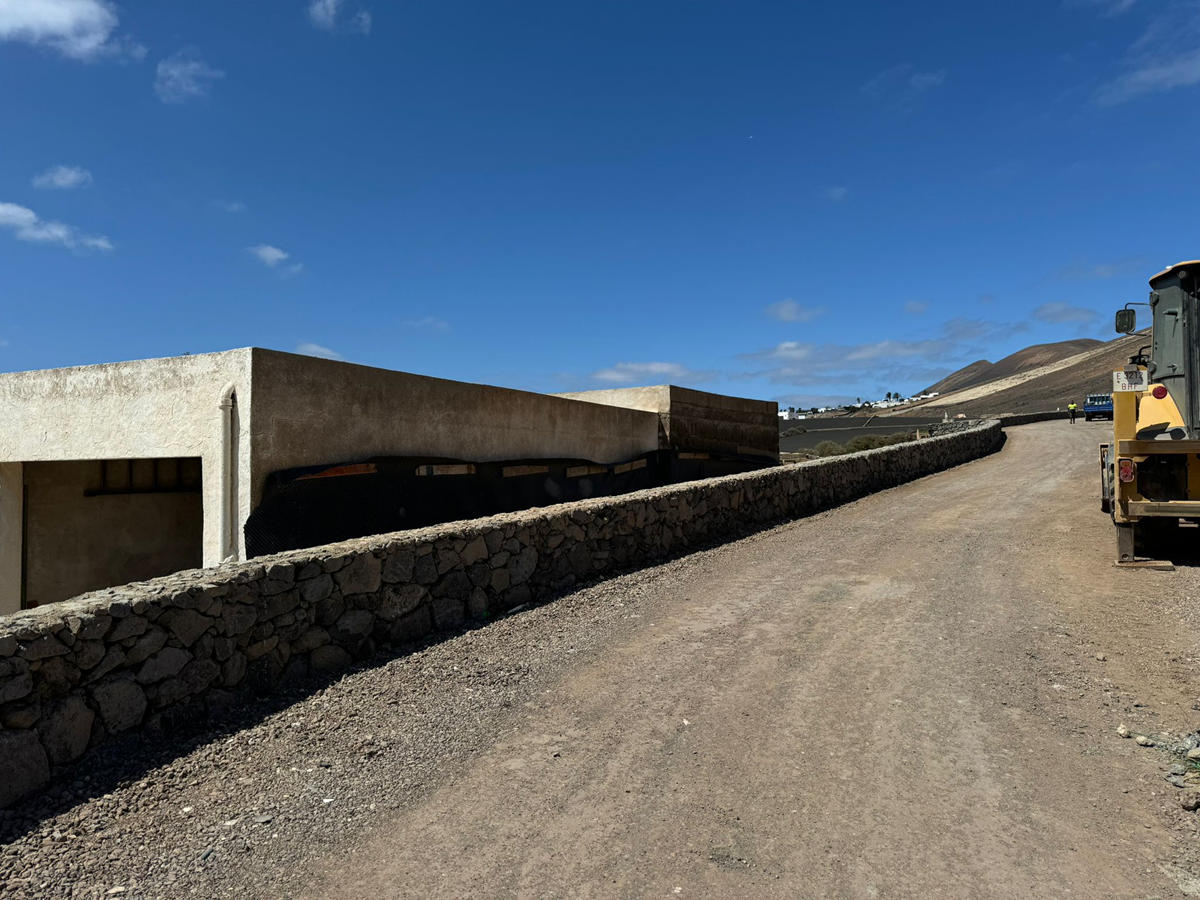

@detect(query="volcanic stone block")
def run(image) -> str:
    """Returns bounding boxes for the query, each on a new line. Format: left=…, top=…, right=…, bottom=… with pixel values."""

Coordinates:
left=137, top=648, right=191, bottom=684
left=37, top=694, right=94, bottom=765
left=91, top=678, right=147, bottom=733
left=0, top=730, right=50, bottom=808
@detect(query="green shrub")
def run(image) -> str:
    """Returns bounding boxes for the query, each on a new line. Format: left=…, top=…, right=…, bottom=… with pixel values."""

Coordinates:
left=813, top=431, right=917, bottom=457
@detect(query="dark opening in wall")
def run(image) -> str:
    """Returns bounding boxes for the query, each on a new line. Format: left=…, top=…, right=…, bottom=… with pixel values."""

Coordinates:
left=243, top=450, right=775, bottom=557
left=22, top=459, right=203, bottom=608
left=85, top=458, right=202, bottom=496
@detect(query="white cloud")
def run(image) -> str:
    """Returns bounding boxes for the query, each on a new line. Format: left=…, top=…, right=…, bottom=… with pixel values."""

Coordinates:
left=1097, top=49, right=1200, bottom=105
left=774, top=392, right=859, bottom=409
left=32, top=164, right=92, bottom=189
left=212, top=199, right=245, bottom=213
left=308, top=0, right=372, bottom=34
left=1049, top=257, right=1142, bottom=281
left=0, top=202, right=112, bottom=251
left=738, top=318, right=1030, bottom=389
left=904, top=301, right=929, bottom=315
left=826, top=186, right=848, bottom=202
left=766, top=300, right=824, bottom=323
left=249, top=244, right=304, bottom=277
left=590, top=361, right=717, bottom=385
left=296, top=342, right=344, bottom=361
left=1066, top=0, right=1136, bottom=17
left=843, top=338, right=954, bottom=363
left=155, top=48, right=223, bottom=104
left=0, top=0, right=143, bottom=61
left=742, top=341, right=813, bottom=364
left=308, top=0, right=338, bottom=28
left=401, top=316, right=450, bottom=330
left=1032, top=302, right=1099, bottom=325
left=861, top=64, right=946, bottom=106
left=908, top=70, right=946, bottom=91
left=0, top=201, right=112, bottom=252
left=1096, top=7, right=1200, bottom=105
left=249, top=244, right=290, bottom=267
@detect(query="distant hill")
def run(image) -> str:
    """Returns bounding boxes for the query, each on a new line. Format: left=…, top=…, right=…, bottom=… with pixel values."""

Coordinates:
left=923, top=360, right=993, bottom=396
left=896, top=331, right=1149, bottom=417
left=922, top=338, right=1103, bottom=396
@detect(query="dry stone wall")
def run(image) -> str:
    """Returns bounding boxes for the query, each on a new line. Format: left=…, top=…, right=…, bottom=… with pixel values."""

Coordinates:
left=997, top=411, right=1070, bottom=427
left=0, top=420, right=1004, bottom=807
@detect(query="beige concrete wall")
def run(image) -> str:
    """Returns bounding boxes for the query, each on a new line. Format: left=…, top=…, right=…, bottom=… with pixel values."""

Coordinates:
left=246, top=350, right=662, bottom=505
left=21, top=461, right=203, bottom=608
left=666, top=385, right=779, bottom=460
left=0, top=348, right=666, bottom=606
left=0, top=350, right=254, bottom=567
left=0, top=464, right=21, bottom=614
left=555, top=385, right=779, bottom=460
left=555, top=386, right=673, bottom=416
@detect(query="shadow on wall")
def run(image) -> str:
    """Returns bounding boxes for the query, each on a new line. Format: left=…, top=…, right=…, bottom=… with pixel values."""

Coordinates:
left=244, top=450, right=772, bottom=557
left=0, top=617, right=481, bottom=844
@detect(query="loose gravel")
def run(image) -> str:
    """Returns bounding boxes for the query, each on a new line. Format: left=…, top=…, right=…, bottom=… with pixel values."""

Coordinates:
left=0, top=536, right=766, bottom=899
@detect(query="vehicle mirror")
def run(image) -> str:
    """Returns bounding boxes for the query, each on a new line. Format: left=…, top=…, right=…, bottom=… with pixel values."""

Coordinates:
left=1115, top=308, right=1136, bottom=334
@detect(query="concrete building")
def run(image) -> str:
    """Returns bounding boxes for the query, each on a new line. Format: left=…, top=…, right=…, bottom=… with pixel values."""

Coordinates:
left=554, top=385, right=779, bottom=461
left=0, top=349, right=775, bottom=613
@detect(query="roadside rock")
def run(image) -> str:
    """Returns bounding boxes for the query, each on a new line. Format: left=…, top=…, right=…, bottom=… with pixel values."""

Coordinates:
left=20, top=634, right=70, bottom=661
left=161, top=609, right=213, bottom=647
left=36, top=694, right=94, bottom=765
left=0, top=729, right=49, bottom=807
left=0, top=657, right=32, bottom=704
left=137, top=648, right=192, bottom=684
left=91, top=678, right=147, bottom=733
left=155, top=660, right=221, bottom=707
left=125, top=625, right=168, bottom=665
left=310, top=645, right=351, bottom=673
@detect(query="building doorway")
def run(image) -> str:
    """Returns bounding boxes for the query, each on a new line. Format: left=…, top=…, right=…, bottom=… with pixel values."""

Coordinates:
left=20, top=458, right=203, bottom=608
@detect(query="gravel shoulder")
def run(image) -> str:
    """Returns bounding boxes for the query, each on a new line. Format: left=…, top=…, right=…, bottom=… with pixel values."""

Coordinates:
left=5, top=420, right=1200, bottom=899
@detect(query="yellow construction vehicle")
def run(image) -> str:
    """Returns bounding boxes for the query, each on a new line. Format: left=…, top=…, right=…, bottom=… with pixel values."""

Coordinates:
left=1101, top=260, right=1200, bottom=564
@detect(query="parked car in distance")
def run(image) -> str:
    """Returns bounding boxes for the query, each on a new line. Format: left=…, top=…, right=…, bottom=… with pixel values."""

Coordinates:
left=1084, top=392, right=1113, bottom=421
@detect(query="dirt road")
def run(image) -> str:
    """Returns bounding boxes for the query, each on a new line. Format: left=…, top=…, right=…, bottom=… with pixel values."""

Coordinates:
left=8, top=421, right=1200, bottom=899
left=297, top=420, right=1200, bottom=899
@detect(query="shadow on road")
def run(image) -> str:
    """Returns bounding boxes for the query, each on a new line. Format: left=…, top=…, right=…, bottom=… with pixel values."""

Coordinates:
left=0, top=622, right=474, bottom=845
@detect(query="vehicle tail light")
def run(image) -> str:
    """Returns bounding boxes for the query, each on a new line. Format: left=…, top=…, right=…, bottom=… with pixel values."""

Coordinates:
left=1118, top=458, right=1136, bottom=483
left=1152, top=385, right=1168, bottom=399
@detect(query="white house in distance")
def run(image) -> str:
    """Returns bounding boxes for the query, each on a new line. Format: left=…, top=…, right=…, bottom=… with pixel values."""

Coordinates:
left=0, top=349, right=776, bottom=614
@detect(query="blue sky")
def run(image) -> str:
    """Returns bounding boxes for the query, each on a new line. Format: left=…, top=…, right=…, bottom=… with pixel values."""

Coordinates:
left=2, top=0, right=1199, bottom=407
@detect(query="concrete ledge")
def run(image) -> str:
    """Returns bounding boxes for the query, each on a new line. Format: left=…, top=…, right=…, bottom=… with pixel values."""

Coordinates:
left=0, top=420, right=1004, bottom=807
left=997, top=411, right=1070, bottom=427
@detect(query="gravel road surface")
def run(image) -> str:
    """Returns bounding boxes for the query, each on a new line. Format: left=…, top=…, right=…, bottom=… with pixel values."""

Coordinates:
left=5, top=420, right=1200, bottom=899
